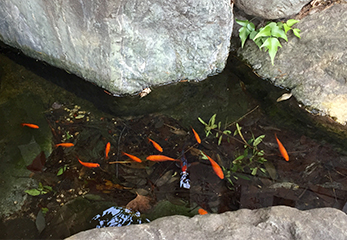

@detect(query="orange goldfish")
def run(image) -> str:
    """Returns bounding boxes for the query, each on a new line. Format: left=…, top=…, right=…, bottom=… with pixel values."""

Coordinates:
left=191, top=127, right=201, bottom=144
left=146, top=155, right=179, bottom=162
left=148, top=138, right=163, bottom=152
left=275, top=134, right=289, bottom=161
left=21, top=123, right=39, bottom=129
left=122, top=152, right=142, bottom=163
left=202, top=151, right=224, bottom=179
left=55, top=143, right=74, bottom=148
left=198, top=208, right=208, bottom=215
left=105, top=142, right=111, bottom=159
left=77, top=157, right=100, bottom=168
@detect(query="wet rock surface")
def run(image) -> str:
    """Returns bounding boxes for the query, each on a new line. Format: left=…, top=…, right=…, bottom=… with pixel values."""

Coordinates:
left=0, top=0, right=233, bottom=95
left=234, top=0, right=311, bottom=19
left=66, top=206, right=347, bottom=240
left=236, top=3, right=347, bottom=125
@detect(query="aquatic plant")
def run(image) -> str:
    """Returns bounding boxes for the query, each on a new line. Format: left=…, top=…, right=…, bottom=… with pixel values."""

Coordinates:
left=198, top=114, right=268, bottom=189
left=25, top=182, right=53, bottom=196
left=236, top=18, right=301, bottom=65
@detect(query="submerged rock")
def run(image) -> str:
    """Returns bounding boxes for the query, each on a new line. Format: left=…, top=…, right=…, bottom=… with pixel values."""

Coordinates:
left=66, top=206, right=347, bottom=240
left=0, top=0, right=233, bottom=95
left=236, top=3, right=347, bottom=125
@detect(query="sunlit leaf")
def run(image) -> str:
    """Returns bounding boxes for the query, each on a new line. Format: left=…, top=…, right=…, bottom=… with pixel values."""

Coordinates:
left=271, top=24, right=288, bottom=41
left=283, top=23, right=291, bottom=34
left=260, top=37, right=282, bottom=65
left=293, top=28, right=301, bottom=39
left=286, top=19, right=299, bottom=28
left=251, top=167, right=258, bottom=175
left=253, top=25, right=271, bottom=40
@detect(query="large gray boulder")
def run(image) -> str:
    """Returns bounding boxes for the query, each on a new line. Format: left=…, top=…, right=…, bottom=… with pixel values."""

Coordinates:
left=234, top=0, right=311, bottom=19
left=0, top=0, right=233, bottom=95
left=236, top=3, right=347, bottom=125
left=66, top=206, right=347, bottom=240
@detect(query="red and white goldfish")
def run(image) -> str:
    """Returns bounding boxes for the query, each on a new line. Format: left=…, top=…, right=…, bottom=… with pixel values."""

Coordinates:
left=202, top=151, right=224, bottom=179
left=105, top=142, right=111, bottom=159
left=21, top=123, right=39, bottom=129
left=77, top=157, right=100, bottom=168
left=275, top=134, right=289, bottom=161
left=55, top=143, right=74, bottom=148
left=148, top=138, right=163, bottom=152
left=146, top=155, right=179, bottom=162
left=122, top=152, right=142, bottom=163
left=191, top=127, right=201, bottom=144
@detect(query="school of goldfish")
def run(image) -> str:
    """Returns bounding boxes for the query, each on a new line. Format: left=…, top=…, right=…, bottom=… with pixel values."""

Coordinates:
left=22, top=121, right=290, bottom=215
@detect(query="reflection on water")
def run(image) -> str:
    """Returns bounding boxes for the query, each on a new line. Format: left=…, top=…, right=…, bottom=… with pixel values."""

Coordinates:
left=91, top=206, right=149, bottom=228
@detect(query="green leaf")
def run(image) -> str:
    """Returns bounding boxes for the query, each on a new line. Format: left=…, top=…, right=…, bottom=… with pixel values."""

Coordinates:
left=235, top=19, right=250, bottom=27
left=223, top=130, right=231, bottom=135
left=283, top=23, right=292, bottom=34
left=260, top=37, right=282, bottom=65
left=247, top=22, right=255, bottom=32
left=292, top=28, right=301, bottom=39
left=233, top=155, right=244, bottom=163
left=44, top=186, right=53, bottom=192
left=209, top=114, right=216, bottom=126
left=239, top=27, right=251, bottom=48
left=249, top=30, right=259, bottom=40
left=41, top=207, right=49, bottom=214
left=251, top=167, right=258, bottom=175
left=253, top=37, right=264, bottom=48
left=286, top=19, right=299, bottom=28
left=253, top=25, right=272, bottom=40
left=218, top=135, right=223, bottom=145
left=198, top=117, right=207, bottom=126
left=57, top=167, right=64, bottom=176
left=253, top=135, right=265, bottom=147
left=25, top=189, right=41, bottom=196
left=260, top=168, right=266, bottom=173
left=271, top=24, right=288, bottom=41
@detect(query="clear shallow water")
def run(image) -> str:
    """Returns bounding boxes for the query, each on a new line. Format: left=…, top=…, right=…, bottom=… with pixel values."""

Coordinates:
left=0, top=44, right=347, bottom=239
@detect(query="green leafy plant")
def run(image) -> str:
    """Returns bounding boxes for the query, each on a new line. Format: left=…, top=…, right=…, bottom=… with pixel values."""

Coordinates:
left=57, top=165, right=68, bottom=176
left=236, top=18, right=301, bottom=65
left=198, top=114, right=268, bottom=189
left=25, top=182, right=53, bottom=196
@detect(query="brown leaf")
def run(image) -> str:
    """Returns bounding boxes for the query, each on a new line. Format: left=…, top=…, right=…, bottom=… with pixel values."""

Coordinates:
left=126, top=193, right=152, bottom=213
left=26, top=151, right=46, bottom=173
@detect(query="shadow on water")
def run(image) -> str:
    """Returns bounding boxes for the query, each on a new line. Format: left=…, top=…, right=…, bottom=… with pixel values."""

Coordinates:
left=1, top=43, right=347, bottom=239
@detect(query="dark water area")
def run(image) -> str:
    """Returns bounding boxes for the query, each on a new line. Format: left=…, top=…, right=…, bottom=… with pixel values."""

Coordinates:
left=1, top=43, right=347, bottom=239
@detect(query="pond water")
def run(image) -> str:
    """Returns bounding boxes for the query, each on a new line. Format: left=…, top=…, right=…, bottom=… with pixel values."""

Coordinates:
left=1, top=43, right=347, bottom=239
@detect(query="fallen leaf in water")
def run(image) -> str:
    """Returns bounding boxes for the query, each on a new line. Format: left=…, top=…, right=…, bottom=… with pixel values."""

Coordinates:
left=264, top=161, right=277, bottom=180
left=276, top=92, right=292, bottom=102
left=126, top=193, right=152, bottom=213
left=26, top=151, right=46, bottom=173
left=96, top=180, right=131, bottom=192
